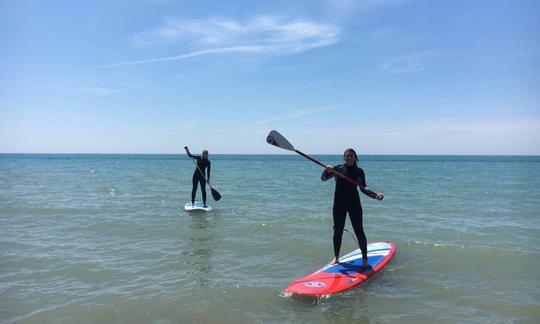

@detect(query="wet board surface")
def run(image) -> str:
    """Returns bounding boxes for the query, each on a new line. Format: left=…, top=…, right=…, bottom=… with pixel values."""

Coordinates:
left=184, top=201, right=212, bottom=211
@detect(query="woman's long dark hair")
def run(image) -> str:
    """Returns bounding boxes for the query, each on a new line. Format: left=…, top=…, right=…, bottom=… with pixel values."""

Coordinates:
left=343, top=148, right=358, bottom=167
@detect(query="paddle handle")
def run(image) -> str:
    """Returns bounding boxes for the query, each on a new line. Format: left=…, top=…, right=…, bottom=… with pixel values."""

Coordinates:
left=295, top=149, right=358, bottom=186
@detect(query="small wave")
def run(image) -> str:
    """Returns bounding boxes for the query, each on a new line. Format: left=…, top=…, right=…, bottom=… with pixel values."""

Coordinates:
left=97, top=186, right=119, bottom=196
left=280, top=291, right=333, bottom=304
left=405, top=240, right=537, bottom=255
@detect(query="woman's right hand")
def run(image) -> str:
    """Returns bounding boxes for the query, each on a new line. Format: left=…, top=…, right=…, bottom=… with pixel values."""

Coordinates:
left=325, top=165, right=333, bottom=173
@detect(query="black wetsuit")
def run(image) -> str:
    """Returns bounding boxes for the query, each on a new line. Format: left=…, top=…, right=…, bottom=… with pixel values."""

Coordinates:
left=187, top=154, right=211, bottom=205
left=321, top=164, right=378, bottom=260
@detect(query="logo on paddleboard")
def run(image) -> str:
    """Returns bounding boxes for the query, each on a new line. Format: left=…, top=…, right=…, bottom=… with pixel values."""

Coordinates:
left=304, top=281, right=326, bottom=288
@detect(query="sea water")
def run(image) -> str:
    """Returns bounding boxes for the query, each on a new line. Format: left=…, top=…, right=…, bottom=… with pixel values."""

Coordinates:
left=1, top=154, right=539, bottom=323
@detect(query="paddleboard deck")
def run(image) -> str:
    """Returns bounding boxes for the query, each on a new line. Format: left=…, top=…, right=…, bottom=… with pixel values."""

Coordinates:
left=284, top=241, right=395, bottom=296
left=184, top=201, right=212, bottom=211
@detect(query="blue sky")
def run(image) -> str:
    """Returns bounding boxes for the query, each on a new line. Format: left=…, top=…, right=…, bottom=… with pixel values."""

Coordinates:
left=1, top=0, right=539, bottom=154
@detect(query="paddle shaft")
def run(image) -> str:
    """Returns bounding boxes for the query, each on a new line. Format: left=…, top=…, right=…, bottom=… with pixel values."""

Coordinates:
left=294, top=149, right=358, bottom=187
left=189, top=157, right=212, bottom=186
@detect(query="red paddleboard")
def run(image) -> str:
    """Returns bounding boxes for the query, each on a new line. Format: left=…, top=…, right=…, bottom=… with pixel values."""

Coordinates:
left=284, top=241, right=396, bottom=296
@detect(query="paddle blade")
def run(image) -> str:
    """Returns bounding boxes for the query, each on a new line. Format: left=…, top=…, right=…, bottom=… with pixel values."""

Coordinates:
left=211, top=187, right=221, bottom=201
left=266, top=130, right=295, bottom=151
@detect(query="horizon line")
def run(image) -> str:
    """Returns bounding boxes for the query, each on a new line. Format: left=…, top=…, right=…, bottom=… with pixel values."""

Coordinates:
left=1, top=152, right=539, bottom=157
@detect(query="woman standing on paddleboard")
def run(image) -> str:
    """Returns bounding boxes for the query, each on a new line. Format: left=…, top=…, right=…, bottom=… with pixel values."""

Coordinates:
left=321, top=148, right=384, bottom=266
left=185, top=147, right=211, bottom=208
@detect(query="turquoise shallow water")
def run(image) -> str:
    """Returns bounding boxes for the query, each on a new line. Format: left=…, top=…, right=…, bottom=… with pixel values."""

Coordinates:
left=1, top=154, right=539, bottom=323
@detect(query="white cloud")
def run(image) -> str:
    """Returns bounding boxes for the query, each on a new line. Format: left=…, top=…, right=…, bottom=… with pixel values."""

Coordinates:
left=254, top=107, right=336, bottom=126
left=380, top=49, right=540, bottom=75
left=101, top=46, right=267, bottom=68
left=308, top=118, right=540, bottom=155
left=327, top=0, right=410, bottom=12
left=380, top=51, right=437, bottom=74
left=131, top=15, right=339, bottom=49
left=76, top=86, right=124, bottom=96
left=104, top=15, right=340, bottom=68
left=371, top=28, right=398, bottom=38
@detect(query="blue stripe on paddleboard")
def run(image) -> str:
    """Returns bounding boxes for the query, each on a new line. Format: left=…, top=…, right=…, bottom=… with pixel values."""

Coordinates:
left=324, top=255, right=385, bottom=274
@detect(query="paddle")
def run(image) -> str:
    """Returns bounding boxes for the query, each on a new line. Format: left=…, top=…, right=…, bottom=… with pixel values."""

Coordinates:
left=184, top=147, right=222, bottom=201
left=265, top=130, right=359, bottom=187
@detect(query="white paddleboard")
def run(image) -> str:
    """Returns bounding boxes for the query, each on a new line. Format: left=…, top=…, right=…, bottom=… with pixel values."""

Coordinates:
left=184, top=201, right=212, bottom=211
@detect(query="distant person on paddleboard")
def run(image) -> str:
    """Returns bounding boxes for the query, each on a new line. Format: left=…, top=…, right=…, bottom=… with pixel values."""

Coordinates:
left=321, top=148, right=384, bottom=266
left=185, top=146, right=211, bottom=208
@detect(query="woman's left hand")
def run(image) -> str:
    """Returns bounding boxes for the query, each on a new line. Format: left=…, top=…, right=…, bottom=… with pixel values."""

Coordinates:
left=376, top=193, right=384, bottom=201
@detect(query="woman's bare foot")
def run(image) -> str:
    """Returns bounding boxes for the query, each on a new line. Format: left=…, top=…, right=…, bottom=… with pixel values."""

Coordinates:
left=330, top=257, right=339, bottom=264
